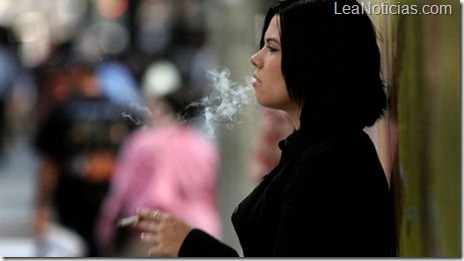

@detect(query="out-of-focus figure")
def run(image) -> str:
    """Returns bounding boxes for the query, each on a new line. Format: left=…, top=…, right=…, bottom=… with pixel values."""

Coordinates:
left=96, top=61, right=221, bottom=257
left=96, top=61, right=144, bottom=110
left=33, top=60, right=137, bottom=257
left=251, top=108, right=294, bottom=182
left=0, top=26, right=33, bottom=157
left=34, top=43, right=74, bottom=131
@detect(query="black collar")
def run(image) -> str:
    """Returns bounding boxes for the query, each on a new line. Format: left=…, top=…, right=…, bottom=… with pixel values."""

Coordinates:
left=278, top=125, right=363, bottom=162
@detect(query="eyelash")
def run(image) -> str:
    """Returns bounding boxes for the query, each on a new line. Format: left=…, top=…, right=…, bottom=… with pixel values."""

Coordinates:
left=266, top=45, right=278, bottom=52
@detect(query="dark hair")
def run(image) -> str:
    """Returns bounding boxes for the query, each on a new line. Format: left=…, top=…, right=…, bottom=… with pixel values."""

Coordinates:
left=260, top=0, right=387, bottom=130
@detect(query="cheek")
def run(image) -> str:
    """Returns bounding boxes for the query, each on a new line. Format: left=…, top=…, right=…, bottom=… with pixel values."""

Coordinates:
left=272, top=61, right=286, bottom=95
left=273, top=71, right=288, bottom=100
left=255, top=80, right=289, bottom=109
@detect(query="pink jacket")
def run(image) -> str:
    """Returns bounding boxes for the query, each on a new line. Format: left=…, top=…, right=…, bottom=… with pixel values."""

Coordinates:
left=97, top=123, right=221, bottom=250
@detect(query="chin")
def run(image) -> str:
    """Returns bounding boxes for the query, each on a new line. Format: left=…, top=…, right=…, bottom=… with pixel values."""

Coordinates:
left=259, top=102, right=277, bottom=110
left=255, top=97, right=267, bottom=108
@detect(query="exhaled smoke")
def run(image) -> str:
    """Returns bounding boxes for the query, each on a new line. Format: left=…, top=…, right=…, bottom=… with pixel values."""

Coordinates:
left=122, top=68, right=255, bottom=138
left=121, top=102, right=152, bottom=127
left=184, top=68, right=255, bottom=138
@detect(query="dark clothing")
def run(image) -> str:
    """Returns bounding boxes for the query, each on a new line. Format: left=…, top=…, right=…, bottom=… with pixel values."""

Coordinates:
left=35, top=96, right=135, bottom=256
left=179, top=127, right=395, bottom=257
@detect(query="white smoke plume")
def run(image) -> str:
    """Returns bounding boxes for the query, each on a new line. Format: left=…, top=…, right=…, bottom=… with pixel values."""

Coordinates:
left=122, top=68, right=255, bottom=138
left=185, top=68, right=255, bottom=138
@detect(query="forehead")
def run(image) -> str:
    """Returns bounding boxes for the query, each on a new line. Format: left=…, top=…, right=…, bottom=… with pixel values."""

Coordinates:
left=265, top=15, right=280, bottom=40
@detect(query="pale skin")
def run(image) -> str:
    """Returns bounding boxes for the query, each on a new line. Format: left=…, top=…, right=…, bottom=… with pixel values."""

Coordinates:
left=251, top=15, right=301, bottom=129
left=135, top=208, right=192, bottom=257
left=132, top=15, right=301, bottom=257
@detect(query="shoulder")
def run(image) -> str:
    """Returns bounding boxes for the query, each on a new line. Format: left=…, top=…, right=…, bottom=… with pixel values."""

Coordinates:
left=174, top=125, right=218, bottom=153
left=130, top=124, right=217, bottom=155
left=295, top=130, right=375, bottom=165
left=284, top=130, right=380, bottom=187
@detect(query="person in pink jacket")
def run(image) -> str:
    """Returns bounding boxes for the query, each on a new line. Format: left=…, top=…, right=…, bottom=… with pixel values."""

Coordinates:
left=95, top=61, right=221, bottom=256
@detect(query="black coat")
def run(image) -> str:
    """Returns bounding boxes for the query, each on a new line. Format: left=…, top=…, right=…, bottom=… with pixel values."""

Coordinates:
left=179, top=128, right=395, bottom=257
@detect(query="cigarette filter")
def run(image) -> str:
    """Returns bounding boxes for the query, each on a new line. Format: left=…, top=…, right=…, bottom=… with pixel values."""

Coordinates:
left=117, top=215, right=139, bottom=227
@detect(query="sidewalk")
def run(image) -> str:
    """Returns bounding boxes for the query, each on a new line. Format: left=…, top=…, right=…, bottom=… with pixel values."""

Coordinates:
left=0, top=136, right=89, bottom=257
left=0, top=137, right=38, bottom=257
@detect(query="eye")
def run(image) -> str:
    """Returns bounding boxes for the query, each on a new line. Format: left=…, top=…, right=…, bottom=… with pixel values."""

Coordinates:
left=266, top=45, right=279, bottom=53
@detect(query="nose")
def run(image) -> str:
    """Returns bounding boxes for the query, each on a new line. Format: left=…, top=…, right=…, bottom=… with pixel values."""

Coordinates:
left=250, top=51, right=261, bottom=68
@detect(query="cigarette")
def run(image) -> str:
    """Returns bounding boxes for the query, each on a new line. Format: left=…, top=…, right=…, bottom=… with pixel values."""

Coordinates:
left=117, top=215, right=139, bottom=227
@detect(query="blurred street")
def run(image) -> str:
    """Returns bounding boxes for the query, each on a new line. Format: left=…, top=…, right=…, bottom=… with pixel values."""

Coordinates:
left=0, top=136, right=87, bottom=257
left=0, top=136, right=38, bottom=257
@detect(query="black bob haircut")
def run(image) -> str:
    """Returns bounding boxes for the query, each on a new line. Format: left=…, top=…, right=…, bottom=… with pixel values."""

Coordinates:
left=260, top=0, right=387, bottom=131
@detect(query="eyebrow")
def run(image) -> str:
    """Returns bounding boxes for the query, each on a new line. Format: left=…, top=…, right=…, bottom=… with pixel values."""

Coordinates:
left=265, top=38, right=281, bottom=45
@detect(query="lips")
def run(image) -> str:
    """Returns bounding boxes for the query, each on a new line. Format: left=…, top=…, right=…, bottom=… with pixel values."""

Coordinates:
left=252, top=75, right=262, bottom=88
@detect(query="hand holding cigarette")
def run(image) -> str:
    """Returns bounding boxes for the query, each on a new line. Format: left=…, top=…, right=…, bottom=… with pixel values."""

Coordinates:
left=117, top=208, right=159, bottom=227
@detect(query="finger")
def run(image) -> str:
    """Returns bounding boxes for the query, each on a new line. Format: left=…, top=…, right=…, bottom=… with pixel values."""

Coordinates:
left=136, top=207, right=156, bottom=218
left=137, top=207, right=163, bottom=221
left=140, top=232, right=158, bottom=244
left=136, top=219, right=158, bottom=232
left=147, top=246, right=158, bottom=257
left=148, top=245, right=165, bottom=257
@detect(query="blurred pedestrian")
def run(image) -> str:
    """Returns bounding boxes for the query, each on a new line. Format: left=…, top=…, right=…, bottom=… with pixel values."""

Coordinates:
left=96, top=61, right=221, bottom=257
left=251, top=108, right=293, bottom=181
left=33, top=60, right=137, bottom=256
left=0, top=27, right=26, bottom=156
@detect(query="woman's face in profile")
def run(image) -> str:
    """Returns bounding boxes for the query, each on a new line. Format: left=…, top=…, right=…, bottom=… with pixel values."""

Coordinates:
left=251, top=15, right=294, bottom=112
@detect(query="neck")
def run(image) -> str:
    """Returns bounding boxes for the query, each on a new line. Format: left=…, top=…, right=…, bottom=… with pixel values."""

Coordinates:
left=285, top=105, right=301, bottom=130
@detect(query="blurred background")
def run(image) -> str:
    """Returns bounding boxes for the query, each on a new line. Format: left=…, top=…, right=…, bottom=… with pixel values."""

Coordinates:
left=0, top=0, right=459, bottom=257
